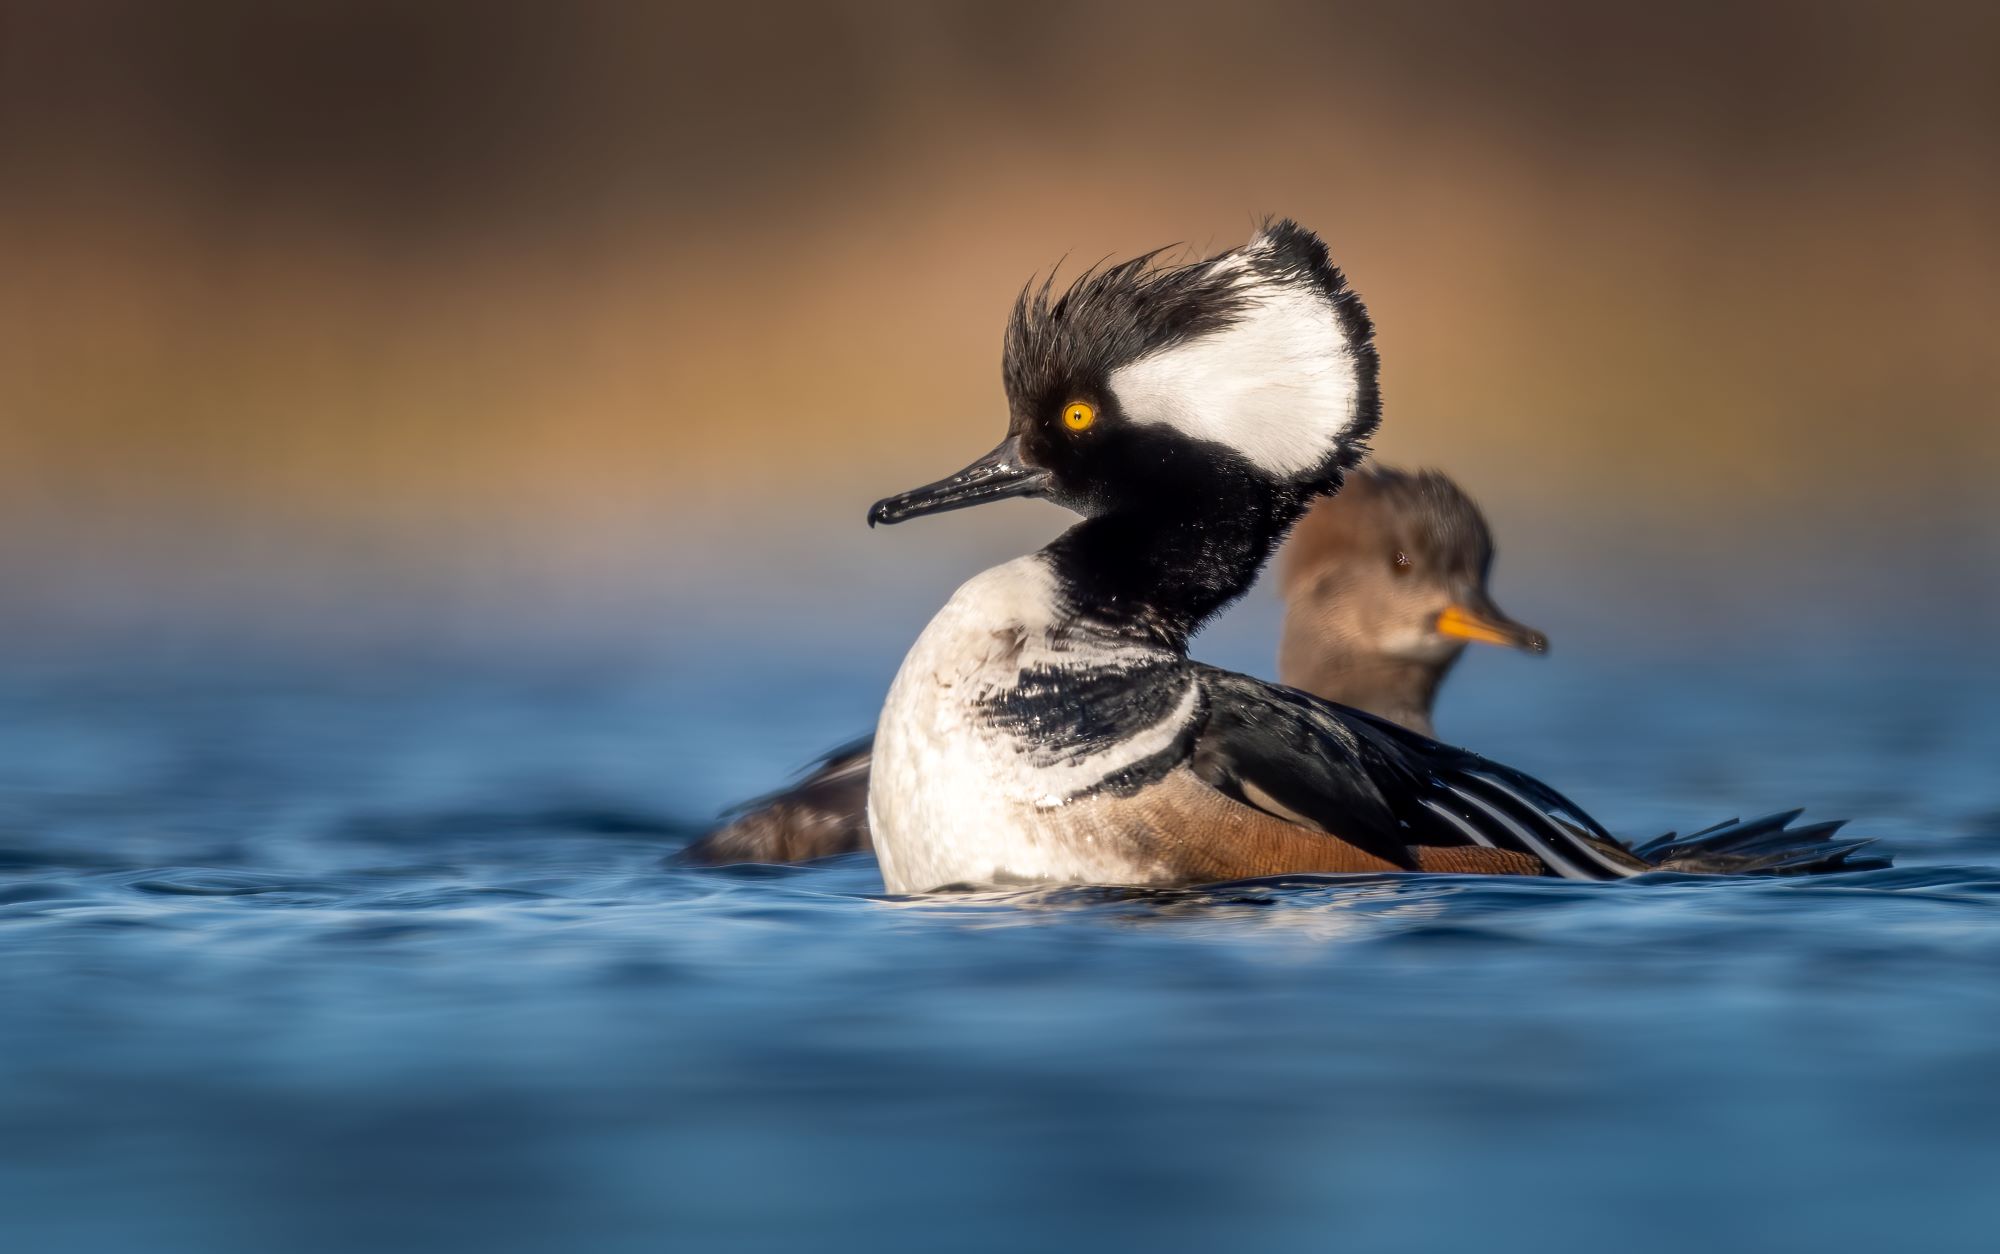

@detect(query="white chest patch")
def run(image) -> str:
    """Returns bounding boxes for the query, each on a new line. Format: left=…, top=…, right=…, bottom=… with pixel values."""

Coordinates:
left=867, top=554, right=1198, bottom=894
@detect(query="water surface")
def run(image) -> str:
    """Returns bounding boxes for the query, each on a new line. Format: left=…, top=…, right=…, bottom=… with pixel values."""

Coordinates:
left=3, top=631, right=1998, bottom=1253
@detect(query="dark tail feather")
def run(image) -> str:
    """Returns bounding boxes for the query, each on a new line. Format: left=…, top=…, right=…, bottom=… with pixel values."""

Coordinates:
left=1634, top=809, right=1890, bottom=875
left=1631, top=810, right=1797, bottom=859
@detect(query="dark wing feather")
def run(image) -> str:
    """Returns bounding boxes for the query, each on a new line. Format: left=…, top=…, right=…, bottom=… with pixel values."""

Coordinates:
left=1187, top=668, right=1647, bottom=881
left=718, top=735, right=874, bottom=819
left=675, top=734, right=875, bottom=865
left=1188, top=671, right=1425, bottom=868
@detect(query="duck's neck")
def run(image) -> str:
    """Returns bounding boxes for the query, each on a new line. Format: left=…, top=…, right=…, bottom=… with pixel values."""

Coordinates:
left=1280, top=651, right=1461, bottom=739
left=1041, top=493, right=1306, bottom=653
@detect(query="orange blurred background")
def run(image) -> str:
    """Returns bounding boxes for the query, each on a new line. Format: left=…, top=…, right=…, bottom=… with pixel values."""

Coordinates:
left=2, top=0, right=1994, bottom=651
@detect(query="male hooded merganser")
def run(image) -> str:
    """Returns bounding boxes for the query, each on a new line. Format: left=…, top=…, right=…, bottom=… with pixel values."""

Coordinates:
left=860, top=221, right=1880, bottom=893
left=681, top=462, right=1546, bottom=865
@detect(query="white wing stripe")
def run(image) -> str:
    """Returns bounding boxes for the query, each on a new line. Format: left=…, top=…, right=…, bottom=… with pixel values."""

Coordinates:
left=1446, top=785, right=1598, bottom=881
left=1419, top=798, right=1500, bottom=849
left=1470, top=774, right=1641, bottom=878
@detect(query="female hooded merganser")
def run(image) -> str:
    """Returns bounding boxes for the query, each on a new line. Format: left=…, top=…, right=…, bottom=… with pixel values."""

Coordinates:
left=1278, top=464, right=1545, bottom=740
left=860, top=221, right=1879, bottom=893
left=681, top=462, right=1547, bottom=865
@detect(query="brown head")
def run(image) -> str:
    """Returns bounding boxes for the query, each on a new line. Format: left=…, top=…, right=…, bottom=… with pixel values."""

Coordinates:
left=1276, top=464, right=1545, bottom=737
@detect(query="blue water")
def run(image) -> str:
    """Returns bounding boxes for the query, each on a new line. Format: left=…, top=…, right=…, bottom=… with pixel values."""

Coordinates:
left=4, top=628, right=2000, bottom=1253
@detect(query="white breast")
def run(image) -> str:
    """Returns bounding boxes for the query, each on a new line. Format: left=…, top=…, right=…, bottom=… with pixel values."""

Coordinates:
left=867, top=554, right=1196, bottom=893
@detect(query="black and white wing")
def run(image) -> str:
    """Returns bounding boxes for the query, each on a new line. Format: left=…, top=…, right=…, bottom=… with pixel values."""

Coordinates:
left=1187, top=667, right=1649, bottom=881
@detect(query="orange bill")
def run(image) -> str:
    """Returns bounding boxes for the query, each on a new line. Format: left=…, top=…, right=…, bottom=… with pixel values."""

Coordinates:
left=1435, top=604, right=1548, bottom=653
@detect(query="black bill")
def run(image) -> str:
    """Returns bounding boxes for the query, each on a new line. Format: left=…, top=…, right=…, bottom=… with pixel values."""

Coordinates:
left=867, top=435, right=1052, bottom=527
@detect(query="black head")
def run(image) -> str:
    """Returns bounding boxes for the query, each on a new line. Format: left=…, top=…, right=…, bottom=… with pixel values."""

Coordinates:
left=868, top=220, right=1380, bottom=528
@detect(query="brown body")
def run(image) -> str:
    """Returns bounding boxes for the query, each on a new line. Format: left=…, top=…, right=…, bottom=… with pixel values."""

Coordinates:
left=1122, top=770, right=1542, bottom=881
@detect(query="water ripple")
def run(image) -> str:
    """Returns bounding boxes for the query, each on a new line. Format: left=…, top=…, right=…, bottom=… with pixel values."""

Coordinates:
left=3, top=650, right=1999, bottom=1254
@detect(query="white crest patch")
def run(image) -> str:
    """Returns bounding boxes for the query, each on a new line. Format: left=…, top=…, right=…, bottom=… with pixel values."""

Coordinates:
left=1107, top=244, right=1363, bottom=478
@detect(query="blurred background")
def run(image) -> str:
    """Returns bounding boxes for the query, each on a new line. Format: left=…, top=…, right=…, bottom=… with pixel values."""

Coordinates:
left=3, top=0, right=1995, bottom=660
left=6, top=6, right=2000, bottom=1253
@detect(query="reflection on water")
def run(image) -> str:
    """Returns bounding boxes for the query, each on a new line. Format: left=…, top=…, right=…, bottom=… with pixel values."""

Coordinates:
left=3, top=636, right=1999, bottom=1254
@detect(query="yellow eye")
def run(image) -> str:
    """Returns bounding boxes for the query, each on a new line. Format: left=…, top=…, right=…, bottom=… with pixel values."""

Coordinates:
left=1062, top=401, right=1096, bottom=432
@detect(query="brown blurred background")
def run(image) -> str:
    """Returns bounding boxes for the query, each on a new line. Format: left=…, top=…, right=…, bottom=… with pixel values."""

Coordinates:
left=1, top=0, right=1995, bottom=651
